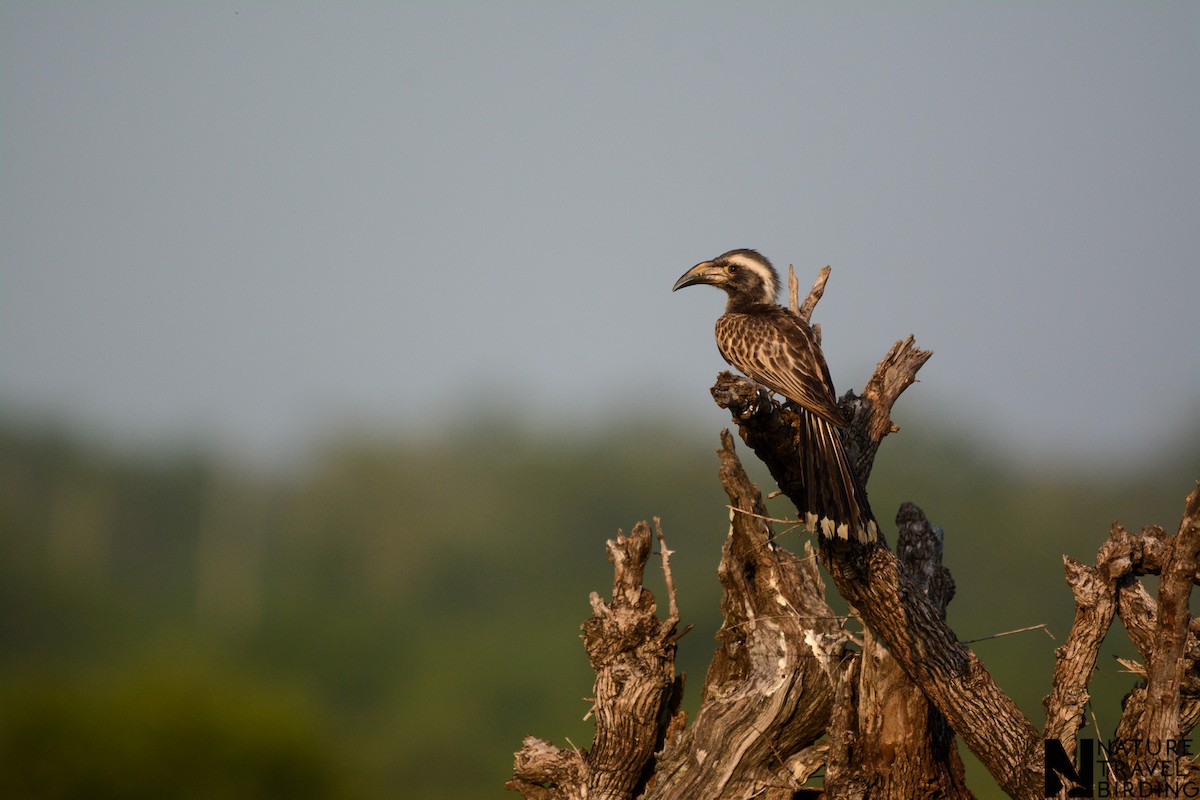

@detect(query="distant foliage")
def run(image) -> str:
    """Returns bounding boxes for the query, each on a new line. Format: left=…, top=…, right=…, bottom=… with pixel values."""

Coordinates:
left=0, top=417, right=1192, bottom=799
left=0, top=663, right=345, bottom=800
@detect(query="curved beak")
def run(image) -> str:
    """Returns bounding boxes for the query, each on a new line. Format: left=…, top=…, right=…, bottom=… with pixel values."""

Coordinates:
left=672, top=260, right=719, bottom=292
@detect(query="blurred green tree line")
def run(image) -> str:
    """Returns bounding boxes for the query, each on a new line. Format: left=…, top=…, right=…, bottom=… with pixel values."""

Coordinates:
left=0, top=411, right=1194, bottom=799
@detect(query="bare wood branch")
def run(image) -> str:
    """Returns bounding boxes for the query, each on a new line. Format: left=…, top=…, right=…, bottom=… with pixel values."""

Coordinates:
left=787, top=264, right=799, bottom=315
left=583, top=523, right=680, bottom=800
left=653, top=517, right=680, bottom=624
left=959, top=624, right=1053, bottom=645
left=1141, top=485, right=1200, bottom=748
left=783, top=740, right=829, bottom=786
left=1099, top=522, right=1182, bottom=662
left=508, top=522, right=681, bottom=800
left=843, top=504, right=972, bottom=799
left=1080, top=495, right=1200, bottom=791
left=507, top=736, right=585, bottom=800
left=843, top=335, right=934, bottom=484
left=797, top=265, right=831, bottom=325
left=1043, top=554, right=1117, bottom=747
left=826, top=497, right=1042, bottom=797
left=1041, top=521, right=1171, bottom=752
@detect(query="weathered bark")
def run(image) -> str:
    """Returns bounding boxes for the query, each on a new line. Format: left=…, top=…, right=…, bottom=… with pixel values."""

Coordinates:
left=1142, top=489, right=1200, bottom=748
left=824, top=540, right=1042, bottom=798
left=507, top=521, right=681, bottom=800
left=845, top=504, right=971, bottom=799
left=1107, top=488, right=1200, bottom=793
left=1043, top=554, right=1116, bottom=748
left=644, top=431, right=846, bottom=799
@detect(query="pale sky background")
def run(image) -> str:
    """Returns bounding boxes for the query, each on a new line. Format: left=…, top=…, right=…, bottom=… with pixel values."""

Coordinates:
left=2, top=2, right=1197, bottom=468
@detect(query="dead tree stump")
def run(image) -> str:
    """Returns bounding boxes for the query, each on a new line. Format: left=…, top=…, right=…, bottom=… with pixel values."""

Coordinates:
left=507, top=266, right=1200, bottom=799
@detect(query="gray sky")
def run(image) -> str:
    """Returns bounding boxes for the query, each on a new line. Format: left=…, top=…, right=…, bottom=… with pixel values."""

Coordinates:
left=3, top=2, right=1197, bottom=466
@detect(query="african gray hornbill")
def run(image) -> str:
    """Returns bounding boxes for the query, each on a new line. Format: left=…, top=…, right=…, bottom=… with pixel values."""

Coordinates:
left=673, top=248, right=878, bottom=542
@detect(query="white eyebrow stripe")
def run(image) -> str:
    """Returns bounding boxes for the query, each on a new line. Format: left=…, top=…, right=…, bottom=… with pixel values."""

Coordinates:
left=723, top=252, right=778, bottom=303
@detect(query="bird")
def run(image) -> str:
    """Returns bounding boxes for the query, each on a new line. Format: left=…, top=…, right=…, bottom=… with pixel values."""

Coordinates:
left=672, top=248, right=878, bottom=542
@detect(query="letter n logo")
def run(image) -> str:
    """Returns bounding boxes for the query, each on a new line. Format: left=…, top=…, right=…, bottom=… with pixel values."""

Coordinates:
left=1044, top=738, right=1093, bottom=797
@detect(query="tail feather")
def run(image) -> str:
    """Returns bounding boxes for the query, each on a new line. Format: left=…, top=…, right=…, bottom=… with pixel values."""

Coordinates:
left=796, top=409, right=878, bottom=543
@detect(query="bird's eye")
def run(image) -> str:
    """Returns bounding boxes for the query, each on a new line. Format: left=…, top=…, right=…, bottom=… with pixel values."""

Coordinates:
left=726, top=264, right=739, bottom=275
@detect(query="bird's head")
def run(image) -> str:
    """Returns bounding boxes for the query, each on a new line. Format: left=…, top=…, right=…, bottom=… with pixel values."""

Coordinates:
left=672, top=249, right=779, bottom=308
